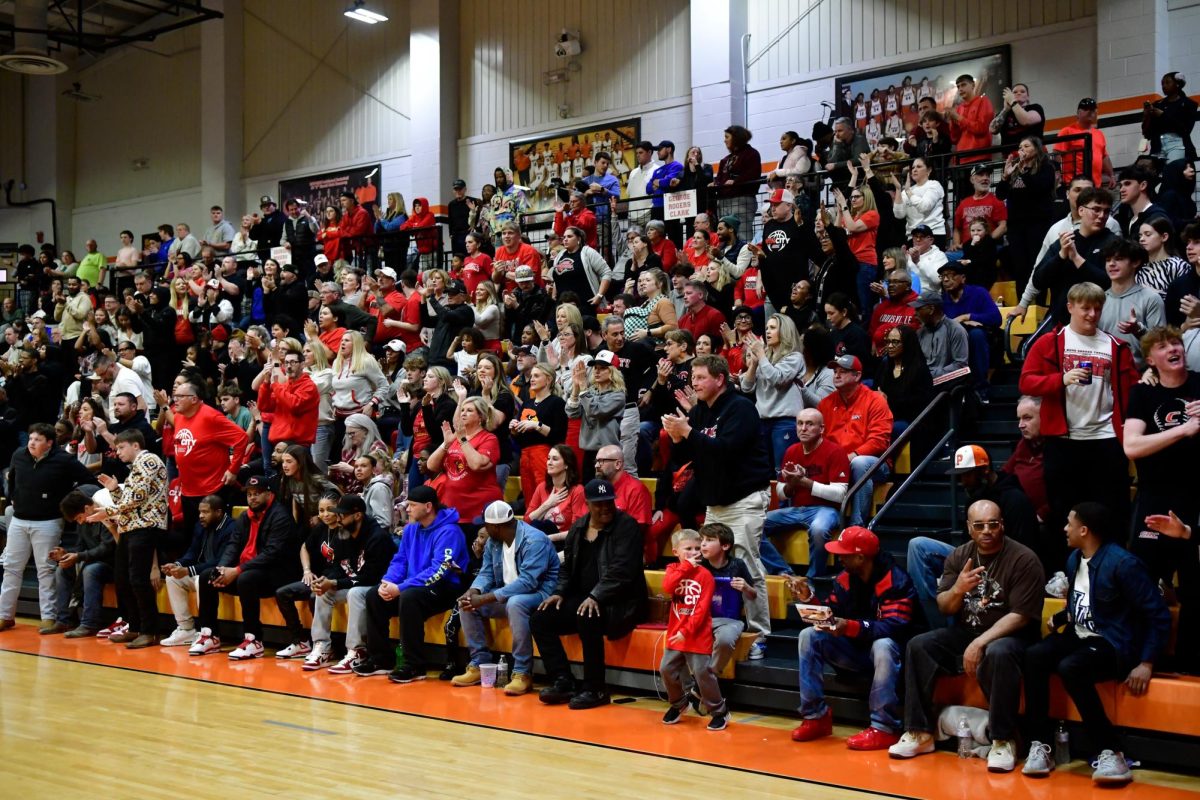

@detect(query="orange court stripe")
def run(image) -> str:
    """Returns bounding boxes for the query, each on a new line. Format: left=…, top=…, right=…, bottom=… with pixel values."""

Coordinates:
left=1, top=622, right=1195, bottom=800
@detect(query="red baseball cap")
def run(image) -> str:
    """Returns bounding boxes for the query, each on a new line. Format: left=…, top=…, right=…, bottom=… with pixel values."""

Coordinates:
left=767, top=188, right=796, bottom=205
left=825, top=526, right=880, bottom=557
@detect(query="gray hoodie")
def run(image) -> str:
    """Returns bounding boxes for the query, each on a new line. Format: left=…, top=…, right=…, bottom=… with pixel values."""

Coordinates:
left=1099, top=284, right=1165, bottom=369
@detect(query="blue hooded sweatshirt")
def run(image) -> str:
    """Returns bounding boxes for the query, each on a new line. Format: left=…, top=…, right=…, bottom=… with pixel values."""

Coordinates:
left=382, top=507, right=467, bottom=590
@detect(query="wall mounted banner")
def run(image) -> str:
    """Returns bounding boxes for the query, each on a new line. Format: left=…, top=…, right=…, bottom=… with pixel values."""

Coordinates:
left=509, top=117, right=641, bottom=213
left=278, top=164, right=383, bottom=216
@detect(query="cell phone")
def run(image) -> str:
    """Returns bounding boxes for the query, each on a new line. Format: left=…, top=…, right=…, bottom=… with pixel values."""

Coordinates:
left=881, top=280, right=889, bottom=292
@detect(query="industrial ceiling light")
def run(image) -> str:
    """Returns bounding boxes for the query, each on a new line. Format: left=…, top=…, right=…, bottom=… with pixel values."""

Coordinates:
left=345, top=1, right=388, bottom=24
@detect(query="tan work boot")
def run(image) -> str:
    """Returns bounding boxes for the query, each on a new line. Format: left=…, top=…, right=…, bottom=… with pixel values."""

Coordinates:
left=451, top=665, right=482, bottom=686
left=504, top=672, right=533, bottom=696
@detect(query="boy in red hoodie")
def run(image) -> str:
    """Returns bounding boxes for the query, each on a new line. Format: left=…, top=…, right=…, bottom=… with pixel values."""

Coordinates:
left=660, top=529, right=728, bottom=731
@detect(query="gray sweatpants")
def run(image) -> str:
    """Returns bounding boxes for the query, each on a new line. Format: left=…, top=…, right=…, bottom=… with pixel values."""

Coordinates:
left=661, top=647, right=725, bottom=714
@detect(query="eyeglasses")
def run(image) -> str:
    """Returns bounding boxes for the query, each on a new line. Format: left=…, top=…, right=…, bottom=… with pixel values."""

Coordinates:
left=969, top=520, right=1003, bottom=532
left=1081, top=205, right=1111, bottom=216
left=172, top=393, right=197, bottom=400
left=594, top=457, right=621, bottom=463
left=850, top=194, right=864, bottom=199
left=884, top=339, right=903, bottom=346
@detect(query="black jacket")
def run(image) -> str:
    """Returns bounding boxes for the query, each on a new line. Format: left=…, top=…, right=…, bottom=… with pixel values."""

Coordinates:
left=673, top=388, right=772, bottom=507
left=179, top=512, right=239, bottom=577
left=1032, top=227, right=1116, bottom=324
left=427, top=298, right=475, bottom=366
left=758, top=217, right=808, bottom=310
left=265, top=279, right=309, bottom=327
left=9, top=446, right=96, bottom=521
left=1165, top=266, right=1200, bottom=328
left=329, top=300, right=378, bottom=341
left=217, top=498, right=300, bottom=578
left=324, top=517, right=398, bottom=589
left=557, top=510, right=647, bottom=639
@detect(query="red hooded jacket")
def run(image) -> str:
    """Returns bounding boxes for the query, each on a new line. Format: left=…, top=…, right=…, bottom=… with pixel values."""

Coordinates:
left=1018, top=325, right=1138, bottom=443
left=663, top=559, right=714, bottom=655
left=400, top=198, right=438, bottom=254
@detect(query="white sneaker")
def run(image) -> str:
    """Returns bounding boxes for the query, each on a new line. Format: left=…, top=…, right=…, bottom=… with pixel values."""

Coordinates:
left=160, top=626, right=200, bottom=647
left=188, top=627, right=222, bottom=656
left=275, top=641, right=312, bottom=659
left=302, top=642, right=333, bottom=671
left=227, top=634, right=265, bottom=661
left=327, top=647, right=365, bottom=675
left=1022, top=741, right=1054, bottom=776
left=1091, top=750, right=1133, bottom=784
left=987, top=739, right=1017, bottom=773
left=888, top=731, right=935, bottom=759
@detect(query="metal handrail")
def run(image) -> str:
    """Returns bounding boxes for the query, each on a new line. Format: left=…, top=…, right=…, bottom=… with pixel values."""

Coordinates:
left=837, top=384, right=966, bottom=523
left=1003, top=310, right=1057, bottom=365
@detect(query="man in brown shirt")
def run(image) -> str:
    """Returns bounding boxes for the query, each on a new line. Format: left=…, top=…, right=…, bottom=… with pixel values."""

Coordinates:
left=888, top=499, right=1044, bottom=773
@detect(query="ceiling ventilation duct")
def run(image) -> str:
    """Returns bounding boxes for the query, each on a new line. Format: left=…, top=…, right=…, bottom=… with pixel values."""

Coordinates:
left=0, top=0, right=69, bottom=75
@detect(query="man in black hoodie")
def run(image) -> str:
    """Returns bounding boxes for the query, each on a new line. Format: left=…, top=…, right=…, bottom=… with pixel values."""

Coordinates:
left=1031, top=186, right=1116, bottom=325
left=426, top=279, right=475, bottom=369
left=140, top=285, right=179, bottom=391
left=662, top=354, right=774, bottom=657
left=275, top=494, right=397, bottom=669
left=189, top=475, right=300, bottom=660
left=159, top=494, right=239, bottom=647
left=0, top=423, right=96, bottom=631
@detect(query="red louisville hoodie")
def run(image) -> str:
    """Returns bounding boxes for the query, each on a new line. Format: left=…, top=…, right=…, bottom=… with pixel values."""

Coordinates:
left=662, top=559, right=715, bottom=655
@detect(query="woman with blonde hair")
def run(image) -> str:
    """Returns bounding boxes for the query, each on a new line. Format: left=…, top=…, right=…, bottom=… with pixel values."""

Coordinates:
left=624, top=267, right=677, bottom=346
left=455, top=352, right=516, bottom=489
left=833, top=184, right=882, bottom=313
left=426, top=395, right=502, bottom=528
left=565, top=350, right=627, bottom=480
left=303, top=338, right=336, bottom=471
left=329, top=329, right=388, bottom=463
left=169, top=276, right=194, bottom=348
left=740, top=313, right=806, bottom=472
left=510, top=362, right=567, bottom=505
left=471, top=280, right=503, bottom=352
left=701, top=261, right=735, bottom=319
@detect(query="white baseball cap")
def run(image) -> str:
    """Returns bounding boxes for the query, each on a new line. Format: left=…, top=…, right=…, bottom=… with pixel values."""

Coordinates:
left=483, top=500, right=515, bottom=524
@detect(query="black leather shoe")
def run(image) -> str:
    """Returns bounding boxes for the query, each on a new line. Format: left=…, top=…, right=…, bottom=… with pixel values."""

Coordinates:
left=538, top=677, right=574, bottom=705
left=568, top=690, right=610, bottom=710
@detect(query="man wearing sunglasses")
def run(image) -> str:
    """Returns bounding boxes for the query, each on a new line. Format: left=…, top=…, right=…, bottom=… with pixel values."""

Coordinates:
left=889, top=498, right=1044, bottom=773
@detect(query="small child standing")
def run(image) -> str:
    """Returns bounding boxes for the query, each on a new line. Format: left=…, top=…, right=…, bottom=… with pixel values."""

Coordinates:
left=660, top=529, right=728, bottom=731
left=698, top=522, right=758, bottom=678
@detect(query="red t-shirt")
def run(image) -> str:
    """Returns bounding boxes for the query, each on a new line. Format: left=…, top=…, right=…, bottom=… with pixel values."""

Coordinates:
left=868, top=292, right=921, bottom=349
left=612, top=471, right=653, bottom=526
left=524, top=482, right=588, bottom=530
left=847, top=209, right=880, bottom=265
left=678, top=304, right=726, bottom=343
left=953, top=195, right=1007, bottom=241
left=652, top=239, right=679, bottom=271
left=734, top=267, right=765, bottom=309
left=1055, top=124, right=1107, bottom=185
left=778, top=438, right=850, bottom=509
left=438, top=429, right=502, bottom=522
left=461, top=253, right=494, bottom=296
left=373, top=288, right=408, bottom=345
left=319, top=327, right=347, bottom=354
left=411, top=404, right=432, bottom=457
left=492, top=243, right=544, bottom=292
left=173, top=403, right=250, bottom=497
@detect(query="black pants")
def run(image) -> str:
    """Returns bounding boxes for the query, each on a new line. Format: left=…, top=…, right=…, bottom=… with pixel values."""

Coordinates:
left=903, top=626, right=1028, bottom=740
left=363, top=579, right=460, bottom=669
left=1023, top=629, right=1124, bottom=753
left=198, top=566, right=291, bottom=638
left=275, top=580, right=314, bottom=642
left=530, top=595, right=609, bottom=692
left=179, top=495, right=203, bottom=551
left=1043, top=437, right=1129, bottom=537
left=1131, top=490, right=1200, bottom=670
left=115, top=528, right=162, bottom=636
left=1005, top=217, right=1051, bottom=296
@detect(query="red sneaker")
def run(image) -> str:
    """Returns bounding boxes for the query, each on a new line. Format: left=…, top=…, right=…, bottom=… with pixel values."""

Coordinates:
left=791, top=708, right=832, bottom=742
left=847, top=727, right=901, bottom=751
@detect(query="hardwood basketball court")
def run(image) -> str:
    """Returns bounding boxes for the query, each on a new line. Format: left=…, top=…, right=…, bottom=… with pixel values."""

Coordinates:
left=1, top=619, right=1197, bottom=799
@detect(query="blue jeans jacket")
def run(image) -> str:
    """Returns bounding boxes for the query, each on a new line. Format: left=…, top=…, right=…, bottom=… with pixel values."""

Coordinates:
left=1065, top=542, right=1171, bottom=668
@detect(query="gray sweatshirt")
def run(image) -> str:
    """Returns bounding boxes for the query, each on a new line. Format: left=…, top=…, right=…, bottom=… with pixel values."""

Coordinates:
left=740, top=350, right=806, bottom=419
left=1099, top=283, right=1165, bottom=370
left=565, top=387, right=625, bottom=451
left=916, top=317, right=969, bottom=378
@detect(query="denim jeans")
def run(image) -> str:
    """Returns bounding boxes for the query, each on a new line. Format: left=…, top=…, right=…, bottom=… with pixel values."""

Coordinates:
left=848, top=456, right=888, bottom=527
left=965, top=325, right=992, bottom=393
left=856, top=262, right=879, bottom=319
left=54, top=560, right=114, bottom=630
left=798, top=626, right=903, bottom=733
left=0, top=517, right=65, bottom=620
left=760, top=537, right=794, bottom=576
left=763, top=505, right=841, bottom=577
left=762, top=418, right=798, bottom=475
left=312, top=423, right=335, bottom=473
left=460, top=591, right=547, bottom=676
left=259, top=421, right=272, bottom=473
left=906, top=536, right=954, bottom=628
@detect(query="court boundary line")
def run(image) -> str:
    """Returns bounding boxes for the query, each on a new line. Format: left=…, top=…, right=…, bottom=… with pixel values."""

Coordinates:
left=1, top=648, right=915, bottom=800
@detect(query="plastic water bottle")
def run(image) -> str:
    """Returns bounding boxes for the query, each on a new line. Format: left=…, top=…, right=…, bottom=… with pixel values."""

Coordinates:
left=1046, top=571, right=1069, bottom=599
left=495, top=655, right=509, bottom=688
left=957, top=715, right=974, bottom=758
left=1054, top=722, right=1070, bottom=765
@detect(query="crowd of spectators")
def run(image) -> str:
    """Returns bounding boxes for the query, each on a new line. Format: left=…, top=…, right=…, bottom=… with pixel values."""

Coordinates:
left=1, top=68, right=1199, bottom=786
